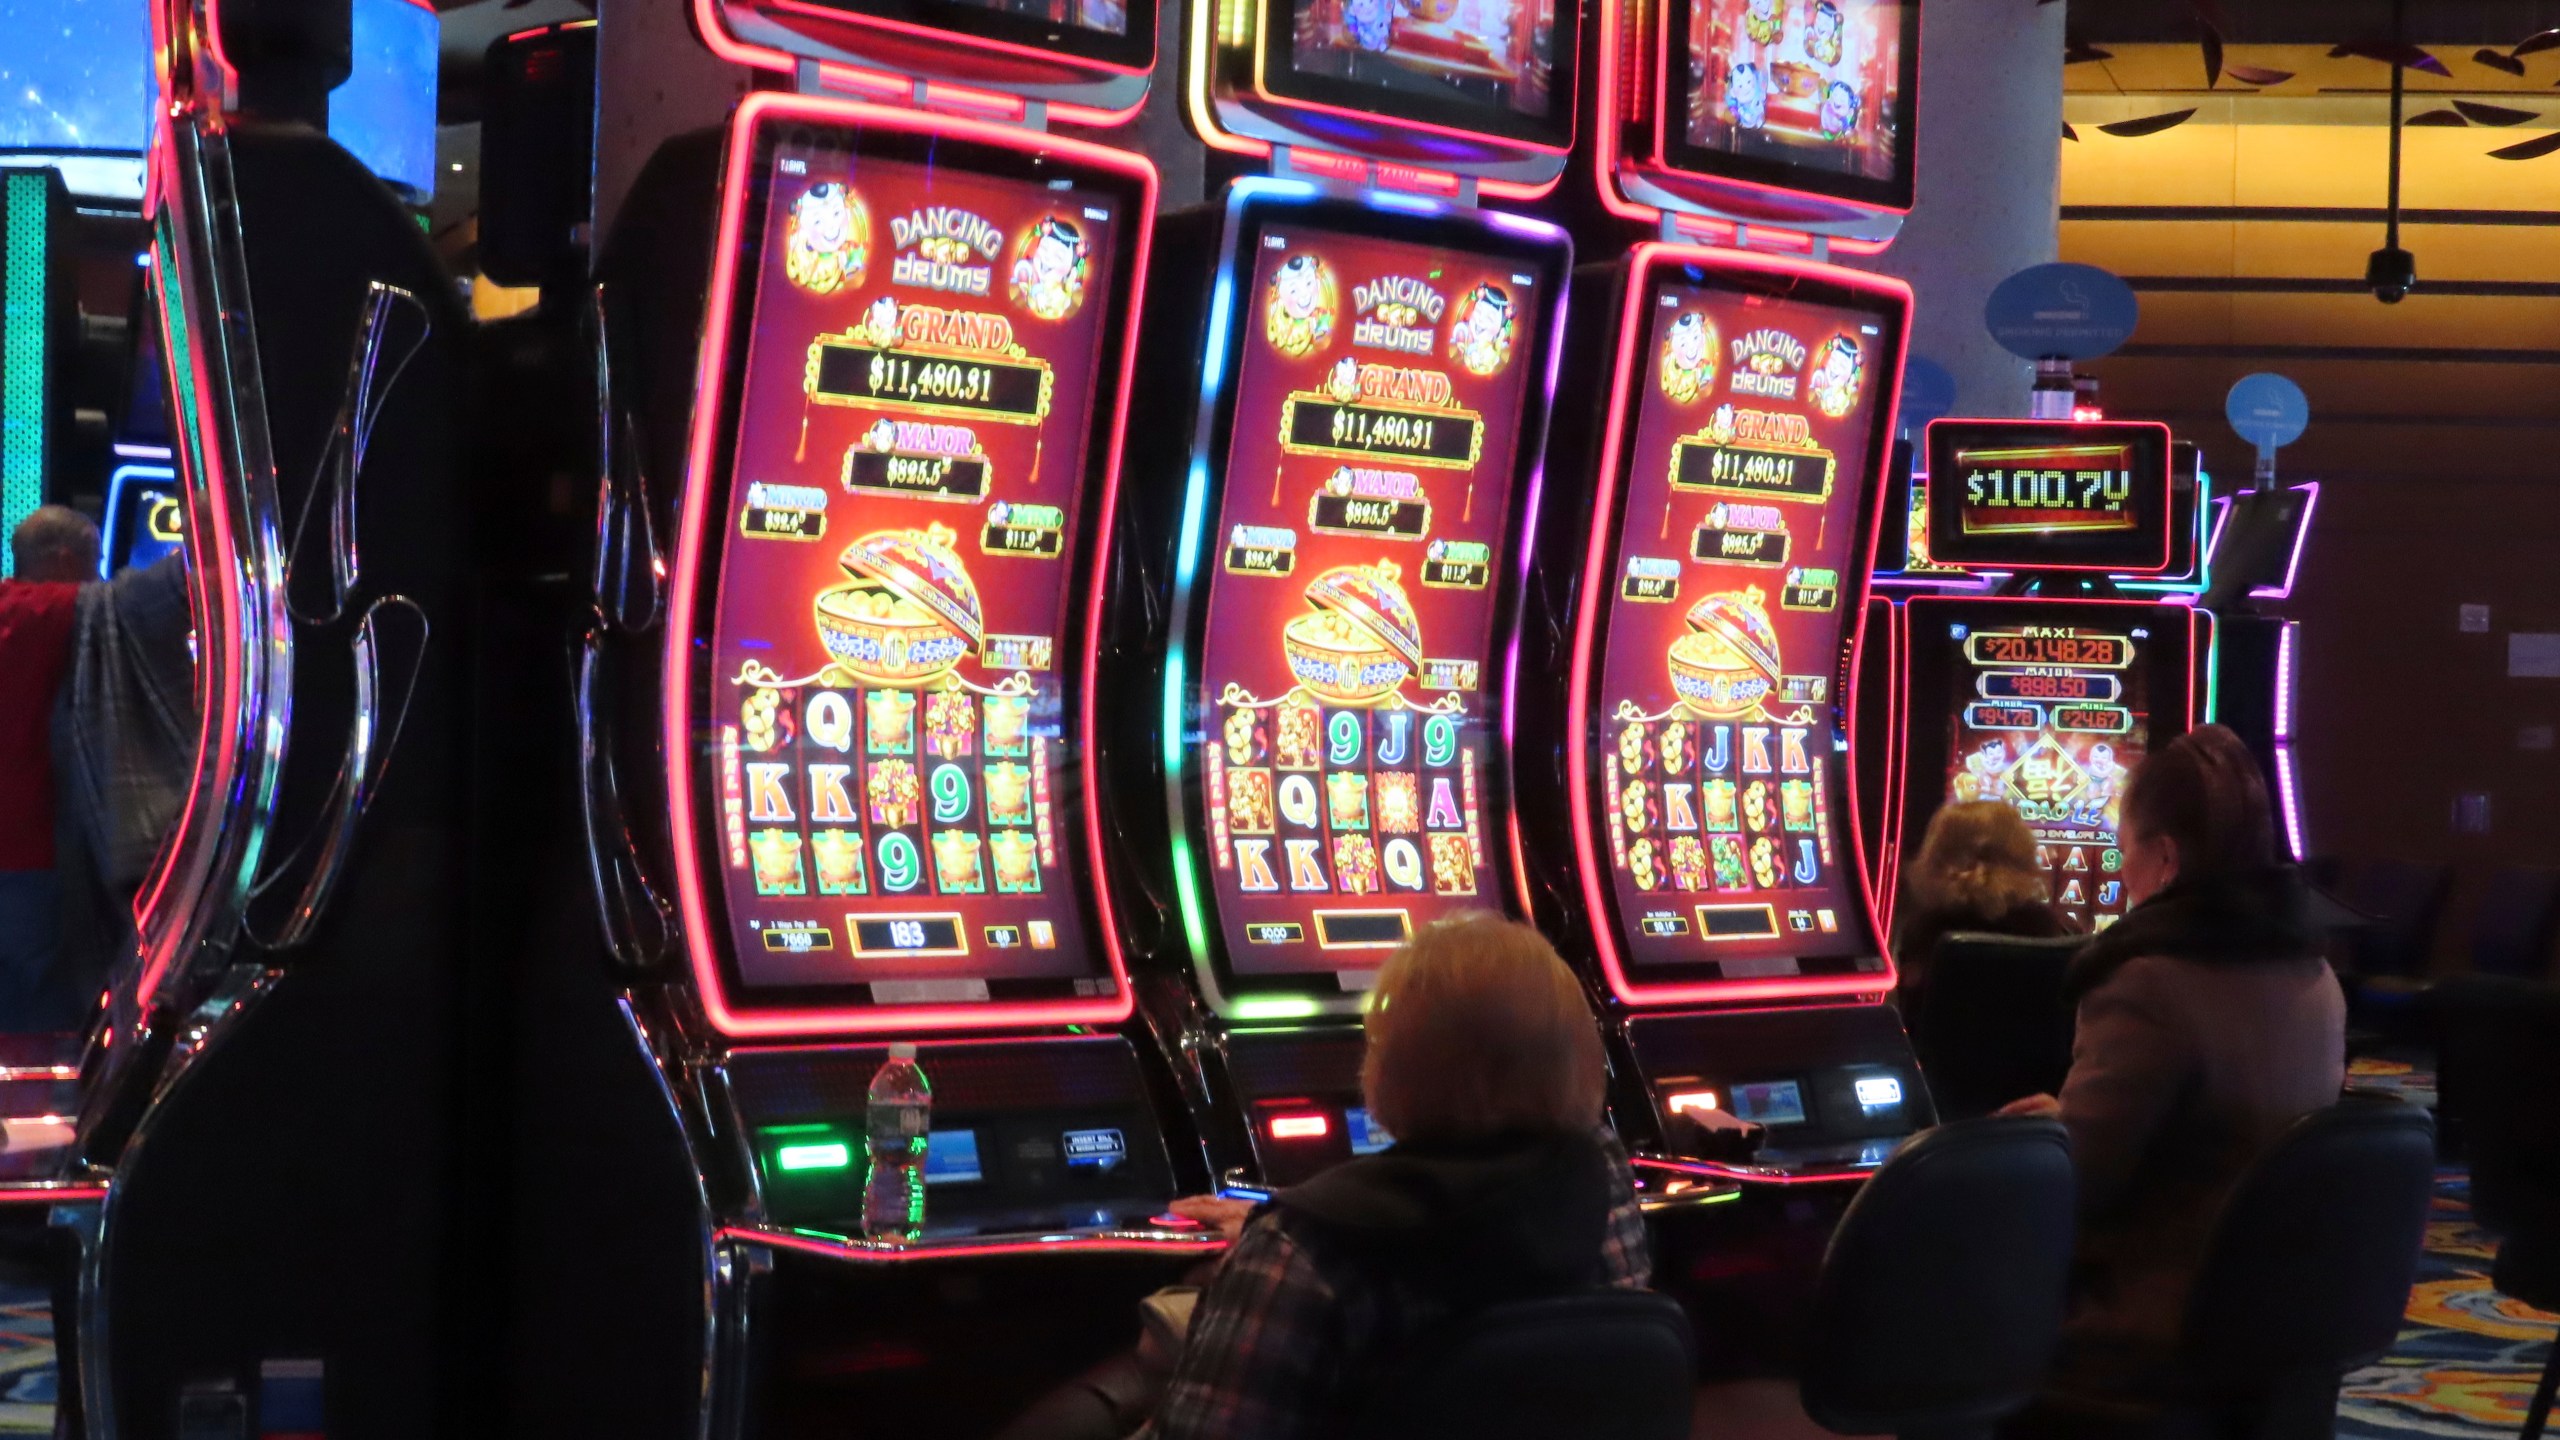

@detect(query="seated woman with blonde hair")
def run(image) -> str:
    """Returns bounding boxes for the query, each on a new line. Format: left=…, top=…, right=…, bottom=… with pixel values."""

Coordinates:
left=1891, top=799, right=2078, bottom=1024
left=1134, top=914, right=1648, bottom=1440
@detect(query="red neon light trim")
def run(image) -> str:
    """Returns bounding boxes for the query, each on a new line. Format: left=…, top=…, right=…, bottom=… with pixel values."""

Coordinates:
left=1919, top=420, right=2178, bottom=576
left=813, top=62, right=913, bottom=102
left=1375, top=163, right=1463, bottom=198
left=663, top=91, right=1153, bottom=1039
left=1564, top=243, right=1912, bottom=1010
left=920, top=80, right=1030, bottom=119
left=1267, top=1114, right=1331, bottom=1140
left=1290, top=149, right=1368, bottom=183
left=134, top=123, right=250, bottom=1016
left=201, top=0, right=242, bottom=110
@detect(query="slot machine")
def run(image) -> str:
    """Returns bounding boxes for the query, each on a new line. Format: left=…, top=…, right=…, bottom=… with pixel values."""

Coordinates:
left=1868, top=432, right=2214, bottom=914
left=53, top=0, right=488, bottom=1428
left=2199, top=482, right=2319, bottom=861
left=1513, top=0, right=1930, bottom=1189
left=556, top=2, right=1219, bottom=1434
left=1105, top=0, right=1579, bottom=1190
left=1893, top=418, right=2210, bottom=938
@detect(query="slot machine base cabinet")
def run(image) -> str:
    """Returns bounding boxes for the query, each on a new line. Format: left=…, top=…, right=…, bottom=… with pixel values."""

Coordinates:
left=1620, top=1004, right=1932, bottom=1179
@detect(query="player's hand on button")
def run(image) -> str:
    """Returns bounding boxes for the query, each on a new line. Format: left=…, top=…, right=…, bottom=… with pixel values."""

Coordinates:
left=1168, top=1194, right=1259, bottom=1241
left=1997, top=1093, right=2062, bottom=1118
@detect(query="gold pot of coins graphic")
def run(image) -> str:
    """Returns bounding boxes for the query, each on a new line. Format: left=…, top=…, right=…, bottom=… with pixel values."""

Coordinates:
left=1283, top=560, right=1425, bottom=707
left=813, top=523, right=985, bottom=688
left=1668, top=585, right=1783, bottom=719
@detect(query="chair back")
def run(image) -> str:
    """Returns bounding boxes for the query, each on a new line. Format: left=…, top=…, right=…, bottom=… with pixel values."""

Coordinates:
left=2468, top=867, right=2560, bottom=980
left=2180, top=1099, right=2436, bottom=1390
left=1908, top=933, right=2084, bottom=1121
left=2338, top=860, right=2453, bottom=980
left=1800, top=1117, right=2075, bottom=1437
left=2432, top=977, right=2560, bottom=1232
left=1342, top=1290, right=1695, bottom=1440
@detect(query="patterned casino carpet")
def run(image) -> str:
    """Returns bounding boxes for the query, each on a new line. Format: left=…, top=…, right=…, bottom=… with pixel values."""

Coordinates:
left=2337, top=1055, right=2556, bottom=1439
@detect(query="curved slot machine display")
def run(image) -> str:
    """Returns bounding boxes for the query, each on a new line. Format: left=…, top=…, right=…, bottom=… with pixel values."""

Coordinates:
left=1895, top=418, right=2208, bottom=938
left=1109, top=0, right=1577, bottom=1192
left=558, top=4, right=1223, bottom=1436
left=1525, top=248, right=1923, bottom=1182
left=1507, top=0, right=1926, bottom=1203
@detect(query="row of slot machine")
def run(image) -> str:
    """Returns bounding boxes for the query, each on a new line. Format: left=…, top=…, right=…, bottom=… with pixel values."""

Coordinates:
left=536, top=0, right=2296, bottom=1431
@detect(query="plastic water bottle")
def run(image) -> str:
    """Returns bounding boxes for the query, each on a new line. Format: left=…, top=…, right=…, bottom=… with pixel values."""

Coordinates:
left=863, top=1042, right=932, bottom=1241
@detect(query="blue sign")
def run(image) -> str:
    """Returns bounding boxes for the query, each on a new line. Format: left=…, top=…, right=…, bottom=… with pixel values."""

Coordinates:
left=1895, top=355, right=1958, bottom=436
left=2225, top=372, right=2309, bottom=450
left=1983, top=263, right=2140, bottom=361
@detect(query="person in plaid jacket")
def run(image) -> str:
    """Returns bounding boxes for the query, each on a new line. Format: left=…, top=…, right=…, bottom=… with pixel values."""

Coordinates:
left=1139, top=915, right=1651, bottom=1440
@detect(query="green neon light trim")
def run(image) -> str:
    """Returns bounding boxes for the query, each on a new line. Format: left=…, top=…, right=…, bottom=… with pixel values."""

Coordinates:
left=1, top=173, right=51, bottom=578
left=775, top=1142, right=853, bottom=1172
left=1231, top=997, right=1324, bottom=1021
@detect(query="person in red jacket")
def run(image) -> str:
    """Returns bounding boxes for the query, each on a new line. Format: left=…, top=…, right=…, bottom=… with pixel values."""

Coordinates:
left=0, top=508, right=99, bottom=1030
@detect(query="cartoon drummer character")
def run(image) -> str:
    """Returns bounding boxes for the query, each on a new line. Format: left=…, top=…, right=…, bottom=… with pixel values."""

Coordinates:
left=1808, top=333, right=1866, bottom=419
left=1009, top=217, right=1090, bottom=321
left=1819, top=77, right=1863, bottom=140
left=1344, top=0, right=1396, bottom=52
left=1805, top=0, right=1844, bottom=65
left=1727, top=60, right=1770, bottom=130
left=1265, top=253, right=1337, bottom=358
left=1448, top=283, right=1517, bottom=377
left=784, top=183, right=864, bottom=296
left=1742, top=0, right=1783, bottom=45
left=1658, top=312, right=1717, bottom=404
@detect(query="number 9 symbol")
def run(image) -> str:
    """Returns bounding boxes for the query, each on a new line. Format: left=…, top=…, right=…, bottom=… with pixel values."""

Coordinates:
left=931, top=764, right=972, bottom=823
left=879, top=833, right=922, bottom=893
left=1423, top=714, right=1459, bottom=768
left=1327, top=711, right=1364, bottom=767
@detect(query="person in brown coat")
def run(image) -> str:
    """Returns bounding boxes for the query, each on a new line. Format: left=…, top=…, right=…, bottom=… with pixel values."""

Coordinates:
left=1999, top=725, right=2346, bottom=1409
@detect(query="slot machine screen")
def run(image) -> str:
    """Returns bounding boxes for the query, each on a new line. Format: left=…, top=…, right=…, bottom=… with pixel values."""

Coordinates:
left=783, top=0, right=1155, bottom=65
left=1176, top=202, right=1568, bottom=1005
left=1579, top=259, right=1904, bottom=985
left=1261, top=0, right=1575, bottom=147
left=103, top=461, right=184, bottom=575
left=1667, top=0, right=1917, bottom=209
left=1923, top=420, right=2174, bottom=573
left=691, top=114, right=1146, bottom=1013
left=1903, top=598, right=2196, bottom=933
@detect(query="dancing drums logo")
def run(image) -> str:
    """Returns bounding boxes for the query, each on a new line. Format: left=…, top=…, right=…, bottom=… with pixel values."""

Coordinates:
left=785, top=183, right=868, bottom=296
left=1265, top=252, right=1339, bottom=359
left=1658, top=311, right=1720, bottom=405
left=1008, top=217, right=1092, bottom=322
left=1445, top=283, right=1519, bottom=378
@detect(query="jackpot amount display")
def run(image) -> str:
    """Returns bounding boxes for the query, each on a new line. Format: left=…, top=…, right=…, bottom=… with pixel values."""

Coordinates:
left=1942, top=625, right=2149, bottom=932
left=1194, top=226, right=1542, bottom=976
left=1591, top=282, right=1889, bottom=973
left=707, top=145, right=1124, bottom=994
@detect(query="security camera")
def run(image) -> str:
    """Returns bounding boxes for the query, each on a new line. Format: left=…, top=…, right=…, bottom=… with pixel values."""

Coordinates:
left=2366, top=246, right=2417, bottom=305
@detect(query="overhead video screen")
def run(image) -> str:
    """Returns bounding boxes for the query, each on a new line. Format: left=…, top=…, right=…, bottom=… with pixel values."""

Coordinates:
left=699, top=128, right=1138, bottom=1010
left=1268, top=0, right=1573, bottom=145
left=1184, top=216, right=1562, bottom=998
left=1672, top=0, right=1916, bottom=209
left=1583, top=269, right=1900, bottom=982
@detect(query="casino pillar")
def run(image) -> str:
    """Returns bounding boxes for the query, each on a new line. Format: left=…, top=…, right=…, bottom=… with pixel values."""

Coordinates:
left=1848, top=0, right=2063, bottom=417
